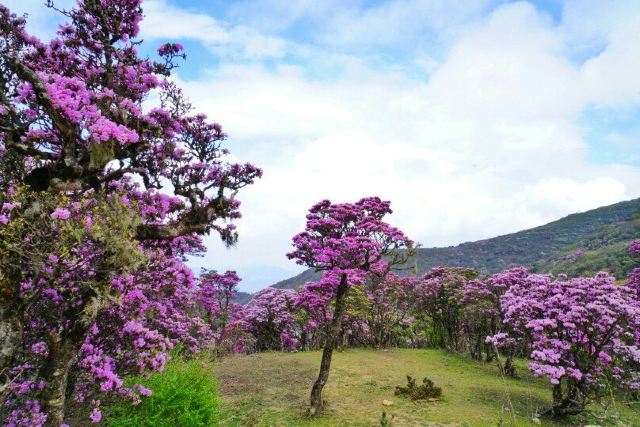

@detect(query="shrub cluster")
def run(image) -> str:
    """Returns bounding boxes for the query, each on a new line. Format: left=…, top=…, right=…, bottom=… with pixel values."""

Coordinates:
left=394, top=376, right=442, bottom=401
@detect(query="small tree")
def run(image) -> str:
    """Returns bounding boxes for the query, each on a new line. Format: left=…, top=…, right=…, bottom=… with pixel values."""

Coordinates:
left=287, top=197, right=412, bottom=415
left=237, top=287, right=298, bottom=351
left=413, top=267, right=476, bottom=352
left=295, top=279, right=335, bottom=351
left=462, top=267, right=529, bottom=374
left=198, top=270, right=241, bottom=344
left=366, top=273, right=417, bottom=348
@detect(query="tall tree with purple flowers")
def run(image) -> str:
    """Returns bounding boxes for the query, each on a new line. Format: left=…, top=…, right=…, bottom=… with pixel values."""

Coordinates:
left=0, top=0, right=261, bottom=424
left=287, top=197, right=412, bottom=415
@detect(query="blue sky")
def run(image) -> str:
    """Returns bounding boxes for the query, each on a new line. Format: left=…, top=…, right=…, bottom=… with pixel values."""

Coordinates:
left=5, top=0, right=640, bottom=292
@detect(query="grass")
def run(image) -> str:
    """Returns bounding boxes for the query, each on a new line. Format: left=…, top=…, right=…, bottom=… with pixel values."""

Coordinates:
left=105, top=355, right=221, bottom=427
left=215, top=348, right=640, bottom=426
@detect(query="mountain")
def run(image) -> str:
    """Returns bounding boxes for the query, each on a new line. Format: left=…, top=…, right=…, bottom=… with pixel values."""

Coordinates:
left=232, top=291, right=253, bottom=305
left=271, top=198, right=640, bottom=290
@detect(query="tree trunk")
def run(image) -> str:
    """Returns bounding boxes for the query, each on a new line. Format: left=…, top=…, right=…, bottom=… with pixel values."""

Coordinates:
left=309, top=274, right=348, bottom=416
left=42, top=335, right=80, bottom=427
left=502, top=351, right=517, bottom=378
left=544, top=380, right=584, bottom=417
left=42, top=303, right=98, bottom=427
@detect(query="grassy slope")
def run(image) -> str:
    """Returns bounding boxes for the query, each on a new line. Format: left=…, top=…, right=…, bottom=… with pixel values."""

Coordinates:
left=215, top=349, right=639, bottom=426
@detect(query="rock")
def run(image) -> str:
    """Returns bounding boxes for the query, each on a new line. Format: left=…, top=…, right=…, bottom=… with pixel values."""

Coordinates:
left=382, top=400, right=393, bottom=406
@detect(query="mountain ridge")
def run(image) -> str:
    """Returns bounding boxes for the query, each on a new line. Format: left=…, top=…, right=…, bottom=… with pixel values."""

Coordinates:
left=270, top=197, right=640, bottom=291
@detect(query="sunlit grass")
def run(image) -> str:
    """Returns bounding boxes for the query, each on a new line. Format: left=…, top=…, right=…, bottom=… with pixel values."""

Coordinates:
left=215, top=348, right=639, bottom=426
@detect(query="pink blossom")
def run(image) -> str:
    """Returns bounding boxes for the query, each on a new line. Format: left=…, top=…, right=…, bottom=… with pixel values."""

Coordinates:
left=50, top=208, right=71, bottom=220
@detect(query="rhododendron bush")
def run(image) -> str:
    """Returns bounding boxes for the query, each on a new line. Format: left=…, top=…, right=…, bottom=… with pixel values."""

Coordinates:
left=197, top=269, right=241, bottom=346
left=0, top=0, right=260, bottom=424
left=493, top=271, right=640, bottom=415
left=412, top=267, right=476, bottom=352
left=236, top=287, right=298, bottom=352
left=364, top=272, right=417, bottom=348
left=462, top=267, right=531, bottom=374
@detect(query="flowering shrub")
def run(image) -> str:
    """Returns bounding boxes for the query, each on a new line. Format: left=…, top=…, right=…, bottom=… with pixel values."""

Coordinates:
left=236, top=288, right=298, bottom=352
left=197, top=270, right=241, bottom=346
left=497, top=272, right=640, bottom=415
left=295, top=278, right=335, bottom=350
left=365, top=273, right=417, bottom=348
left=413, top=267, right=476, bottom=351
left=461, top=267, right=530, bottom=374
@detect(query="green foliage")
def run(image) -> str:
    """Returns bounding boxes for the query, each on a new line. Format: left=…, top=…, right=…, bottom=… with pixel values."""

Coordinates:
left=107, top=357, right=220, bottom=427
left=0, top=187, right=145, bottom=304
left=394, top=375, right=442, bottom=400
left=533, top=215, right=640, bottom=279
left=344, top=285, right=371, bottom=319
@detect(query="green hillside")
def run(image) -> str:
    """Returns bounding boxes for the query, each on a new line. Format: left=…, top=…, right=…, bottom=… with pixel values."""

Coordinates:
left=532, top=214, right=640, bottom=279
left=272, top=198, right=640, bottom=290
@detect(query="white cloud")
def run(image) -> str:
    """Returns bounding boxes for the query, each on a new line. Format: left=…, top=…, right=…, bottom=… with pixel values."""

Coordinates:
left=6, top=0, right=639, bottom=290
left=2, top=0, right=75, bottom=39
left=141, top=0, right=287, bottom=59
left=181, top=1, right=640, bottom=286
left=320, top=0, right=501, bottom=49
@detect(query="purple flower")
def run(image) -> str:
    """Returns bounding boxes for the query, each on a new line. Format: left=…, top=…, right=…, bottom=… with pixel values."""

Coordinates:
left=51, top=208, right=71, bottom=220
left=89, top=407, right=102, bottom=423
left=30, top=342, right=48, bottom=357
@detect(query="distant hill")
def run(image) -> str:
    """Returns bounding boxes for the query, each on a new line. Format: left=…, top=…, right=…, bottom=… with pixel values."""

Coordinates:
left=232, top=291, right=253, bottom=305
left=271, top=198, right=640, bottom=290
left=532, top=214, right=640, bottom=279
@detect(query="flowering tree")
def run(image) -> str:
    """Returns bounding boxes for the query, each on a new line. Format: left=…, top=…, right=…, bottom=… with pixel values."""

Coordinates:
left=0, top=0, right=260, bottom=424
left=366, top=273, right=417, bottom=348
left=295, top=279, right=335, bottom=351
left=498, top=272, right=640, bottom=415
left=197, top=270, right=241, bottom=345
left=71, top=247, right=213, bottom=420
left=287, top=197, right=412, bottom=415
left=412, top=267, right=476, bottom=351
left=296, top=269, right=416, bottom=351
left=236, top=287, right=298, bottom=352
left=462, top=267, right=529, bottom=374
